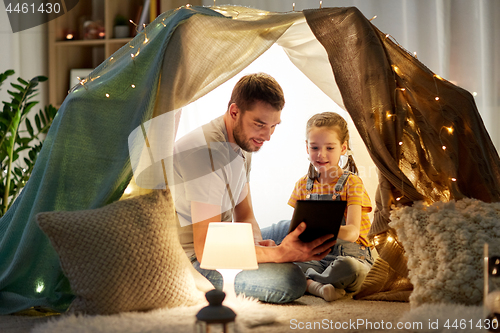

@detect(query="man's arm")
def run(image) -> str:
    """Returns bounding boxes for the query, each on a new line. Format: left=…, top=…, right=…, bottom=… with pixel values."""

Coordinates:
left=233, top=183, right=262, bottom=242
left=191, top=201, right=222, bottom=263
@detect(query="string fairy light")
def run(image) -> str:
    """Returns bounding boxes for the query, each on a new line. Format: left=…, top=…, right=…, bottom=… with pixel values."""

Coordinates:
left=370, top=15, right=377, bottom=21
left=292, top=2, right=295, bottom=11
left=319, top=1, right=322, bottom=8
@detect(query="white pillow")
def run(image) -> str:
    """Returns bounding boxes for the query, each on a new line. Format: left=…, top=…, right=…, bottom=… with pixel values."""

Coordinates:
left=389, top=199, right=500, bottom=307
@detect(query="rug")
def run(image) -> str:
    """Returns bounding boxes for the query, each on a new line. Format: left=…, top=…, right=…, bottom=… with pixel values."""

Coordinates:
left=31, top=295, right=276, bottom=333
left=400, top=304, right=489, bottom=333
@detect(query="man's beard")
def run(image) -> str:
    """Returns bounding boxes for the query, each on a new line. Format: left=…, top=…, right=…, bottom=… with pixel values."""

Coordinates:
left=233, top=118, right=260, bottom=152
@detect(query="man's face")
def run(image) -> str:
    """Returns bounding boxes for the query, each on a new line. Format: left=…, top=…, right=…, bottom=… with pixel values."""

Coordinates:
left=233, top=101, right=282, bottom=152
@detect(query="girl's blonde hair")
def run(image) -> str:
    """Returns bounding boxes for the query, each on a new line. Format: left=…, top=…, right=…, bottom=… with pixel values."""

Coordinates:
left=306, top=112, right=358, bottom=179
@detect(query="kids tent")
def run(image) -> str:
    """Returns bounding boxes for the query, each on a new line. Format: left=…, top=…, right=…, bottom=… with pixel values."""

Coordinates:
left=1, top=5, right=499, bottom=314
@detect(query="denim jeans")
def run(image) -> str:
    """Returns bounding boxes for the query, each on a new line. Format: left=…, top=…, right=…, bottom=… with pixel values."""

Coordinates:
left=261, top=220, right=373, bottom=293
left=192, top=260, right=306, bottom=303
left=192, top=219, right=306, bottom=304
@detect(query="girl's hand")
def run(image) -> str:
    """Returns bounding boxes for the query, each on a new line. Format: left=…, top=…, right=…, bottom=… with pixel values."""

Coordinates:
left=257, top=239, right=277, bottom=247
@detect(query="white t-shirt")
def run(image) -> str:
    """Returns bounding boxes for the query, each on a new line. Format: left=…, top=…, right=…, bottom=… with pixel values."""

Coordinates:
left=173, top=116, right=251, bottom=257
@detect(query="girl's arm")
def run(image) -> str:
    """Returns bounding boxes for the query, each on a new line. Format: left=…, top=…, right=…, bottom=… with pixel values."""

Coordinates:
left=337, top=204, right=361, bottom=242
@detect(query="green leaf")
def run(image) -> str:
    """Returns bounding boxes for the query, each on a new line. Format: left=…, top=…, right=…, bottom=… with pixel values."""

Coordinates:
left=14, top=146, right=31, bottom=155
left=17, top=78, right=28, bottom=85
left=7, top=90, right=22, bottom=102
left=26, top=119, right=34, bottom=137
left=24, top=158, right=31, bottom=166
left=0, top=118, right=11, bottom=127
left=35, top=114, right=41, bottom=131
left=16, top=137, right=31, bottom=145
left=14, top=167, right=22, bottom=177
left=10, top=83, right=24, bottom=92
left=22, top=101, right=39, bottom=116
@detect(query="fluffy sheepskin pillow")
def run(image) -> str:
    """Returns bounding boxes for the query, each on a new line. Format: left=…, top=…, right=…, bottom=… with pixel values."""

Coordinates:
left=389, top=198, right=500, bottom=307
left=36, top=189, right=204, bottom=315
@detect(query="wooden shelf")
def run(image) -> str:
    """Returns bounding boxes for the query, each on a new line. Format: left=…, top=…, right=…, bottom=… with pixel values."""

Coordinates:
left=48, top=0, right=202, bottom=106
left=48, top=0, right=141, bottom=106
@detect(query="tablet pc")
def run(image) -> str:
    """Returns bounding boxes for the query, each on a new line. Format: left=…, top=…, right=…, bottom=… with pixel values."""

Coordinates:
left=288, top=200, right=347, bottom=243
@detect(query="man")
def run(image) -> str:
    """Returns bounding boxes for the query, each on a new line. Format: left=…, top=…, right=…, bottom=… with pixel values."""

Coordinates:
left=173, top=73, right=334, bottom=303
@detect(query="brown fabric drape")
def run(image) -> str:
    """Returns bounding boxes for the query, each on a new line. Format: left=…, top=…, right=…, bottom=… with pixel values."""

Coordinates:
left=304, top=7, right=500, bottom=300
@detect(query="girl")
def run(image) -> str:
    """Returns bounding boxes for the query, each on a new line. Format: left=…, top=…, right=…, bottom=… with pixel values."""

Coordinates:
left=288, top=112, right=373, bottom=301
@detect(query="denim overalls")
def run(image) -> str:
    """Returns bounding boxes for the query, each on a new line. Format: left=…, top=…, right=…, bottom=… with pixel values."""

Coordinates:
left=297, top=170, right=374, bottom=292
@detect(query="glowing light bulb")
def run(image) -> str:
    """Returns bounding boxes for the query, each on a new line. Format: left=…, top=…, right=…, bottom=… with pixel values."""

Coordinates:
left=472, top=92, right=478, bottom=97
left=370, top=15, right=377, bottom=21
left=396, top=197, right=402, bottom=201
left=451, top=178, right=457, bottom=182
left=387, top=236, right=394, bottom=242
left=319, top=1, right=322, bottom=8
left=399, top=141, right=403, bottom=146
left=434, top=74, right=443, bottom=80
left=435, top=97, right=440, bottom=101
left=446, top=126, right=453, bottom=134
left=131, top=84, right=136, bottom=88
left=35, top=280, right=45, bottom=293
left=442, top=145, right=447, bottom=150
left=413, top=51, right=417, bottom=57
left=105, top=93, right=110, bottom=98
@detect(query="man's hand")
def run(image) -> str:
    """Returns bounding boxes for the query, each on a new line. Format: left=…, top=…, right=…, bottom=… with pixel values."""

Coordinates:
left=274, top=222, right=335, bottom=263
left=257, top=239, right=277, bottom=247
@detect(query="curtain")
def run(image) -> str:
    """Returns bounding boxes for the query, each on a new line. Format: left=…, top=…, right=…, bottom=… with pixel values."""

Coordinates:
left=0, top=8, right=48, bottom=107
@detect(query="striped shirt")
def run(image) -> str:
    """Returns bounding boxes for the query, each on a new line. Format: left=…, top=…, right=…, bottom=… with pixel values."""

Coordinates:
left=288, top=174, right=372, bottom=247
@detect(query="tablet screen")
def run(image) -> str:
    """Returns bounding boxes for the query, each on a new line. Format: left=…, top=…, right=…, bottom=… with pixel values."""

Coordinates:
left=288, top=200, right=347, bottom=243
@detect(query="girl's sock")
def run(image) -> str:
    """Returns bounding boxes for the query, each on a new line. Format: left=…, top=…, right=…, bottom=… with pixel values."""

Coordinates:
left=307, top=280, right=346, bottom=302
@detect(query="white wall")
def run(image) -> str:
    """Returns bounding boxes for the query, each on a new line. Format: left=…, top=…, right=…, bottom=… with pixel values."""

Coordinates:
left=0, top=4, right=48, bottom=110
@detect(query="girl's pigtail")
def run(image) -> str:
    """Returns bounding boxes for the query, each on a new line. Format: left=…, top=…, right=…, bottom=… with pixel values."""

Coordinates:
left=307, top=163, right=319, bottom=181
left=345, top=153, right=359, bottom=175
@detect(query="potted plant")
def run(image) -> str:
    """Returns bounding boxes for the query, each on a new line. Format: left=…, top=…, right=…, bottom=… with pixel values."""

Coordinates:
left=114, top=14, right=130, bottom=38
left=0, top=69, right=58, bottom=216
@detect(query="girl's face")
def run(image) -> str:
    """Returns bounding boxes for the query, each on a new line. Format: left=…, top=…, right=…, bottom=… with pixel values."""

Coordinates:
left=306, top=126, right=347, bottom=177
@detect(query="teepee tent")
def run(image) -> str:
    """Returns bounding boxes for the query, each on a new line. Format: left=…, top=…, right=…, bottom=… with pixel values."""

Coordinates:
left=1, top=5, right=499, bottom=314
